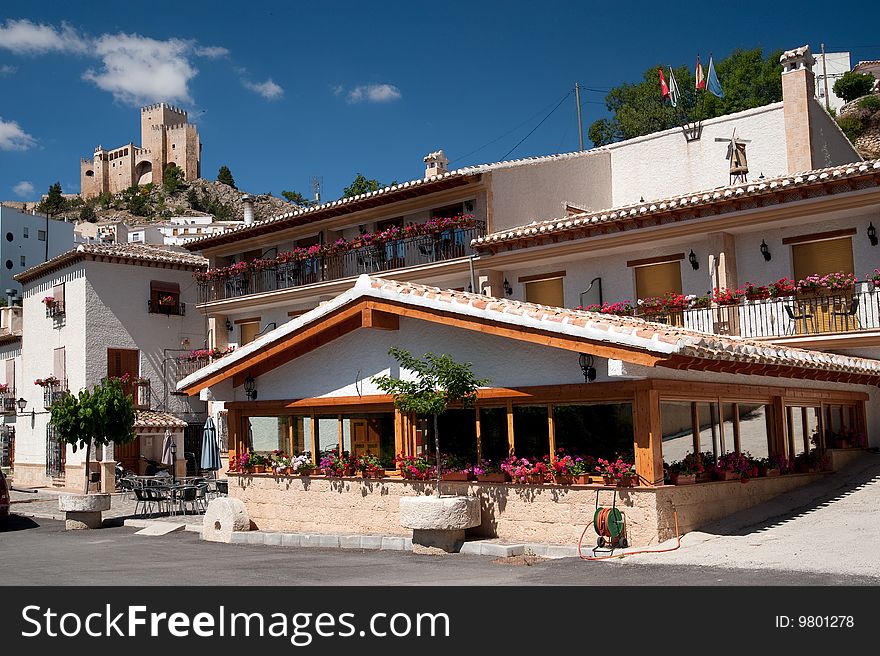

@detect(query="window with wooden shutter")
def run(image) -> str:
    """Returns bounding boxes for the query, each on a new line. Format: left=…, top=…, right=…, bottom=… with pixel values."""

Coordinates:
left=524, top=278, right=564, bottom=307
left=149, top=280, right=182, bottom=315
left=240, top=322, right=261, bottom=345
left=791, top=237, right=854, bottom=280
left=634, top=261, right=683, bottom=300
left=5, top=358, right=14, bottom=394
left=53, top=347, right=66, bottom=384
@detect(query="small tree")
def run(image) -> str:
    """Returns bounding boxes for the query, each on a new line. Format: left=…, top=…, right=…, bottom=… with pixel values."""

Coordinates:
left=217, top=165, right=236, bottom=189
left=372, top=348, right=488, bottom=496
left=50, top=377, right=136, bottom=495
left=342, top=173, right=396, bottom=198
left=281, top=190, right=315, bottom=206
left=36, top=182, right=68, bottom=218
left=833, top=71, right=876, bottom=104
left=163, top=163, right=183, bottom=194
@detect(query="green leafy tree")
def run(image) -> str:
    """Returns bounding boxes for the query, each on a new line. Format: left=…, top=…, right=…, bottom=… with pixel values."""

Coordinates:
left=833, top=71, right=876, bottom=104
left=217, top=165, right=236, bottom=189
left=372, top=348, right=489, bottom=496
left=342, top=173, right=395, bottom=198
left=97, top=191, right=113, bottom=209
left=122, top=185, right=150, bottom=217
left=186, top=186, right=203, bottom=211
left=588, top=48, right=783, bottom=146
left=79, top=202, right=97, bottom=223
left=281, top=190, right=315, bottom=206
left=36, top=182, right=68, bottom=218
left=50, top=377, right=136, bottom=494
left=163, top=163, right=183, bottom=194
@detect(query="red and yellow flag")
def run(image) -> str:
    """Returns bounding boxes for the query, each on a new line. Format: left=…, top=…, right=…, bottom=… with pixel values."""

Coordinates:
left=658, top=67, right=670, bottom=99
left=695, top=55, right=706, bottom=90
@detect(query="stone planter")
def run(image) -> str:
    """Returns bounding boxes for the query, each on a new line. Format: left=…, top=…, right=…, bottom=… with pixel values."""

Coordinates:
left=58, top=493, right=111, bottom=530
left=399, top=495, right=481, bottom=554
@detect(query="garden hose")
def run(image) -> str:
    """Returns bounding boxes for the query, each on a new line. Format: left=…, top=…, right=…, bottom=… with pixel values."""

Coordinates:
left=578, top=510, right=682, bottom=561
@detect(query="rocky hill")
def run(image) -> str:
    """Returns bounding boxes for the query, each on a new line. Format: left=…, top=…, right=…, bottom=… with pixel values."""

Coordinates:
left=47, top=179, right=300, bottom=225
left=837, top=93, right=880, bottom=159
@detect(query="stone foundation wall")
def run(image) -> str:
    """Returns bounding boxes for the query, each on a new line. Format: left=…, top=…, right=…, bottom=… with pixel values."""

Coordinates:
left=231, top=467, right=840, bottom=547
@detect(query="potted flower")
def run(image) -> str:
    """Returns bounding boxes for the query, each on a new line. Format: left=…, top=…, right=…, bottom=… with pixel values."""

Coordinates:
left=291, top=453, right=315, bottom=476
left=158, top=294, right=176, bottom=306
left=473, top=459, right=509, bottom=483
left=867, top=269, right=880, bottom=289
left=711, top=287, right=742, bottom=306
left=769, top=277, right=797, bottom=298
left=714, top=451, right=753, bottom=481
left=357, top=453, right=386, bottom=479
left=753, top=456, right=780, bottom=477
left=820, top=271, right=857, bottom=293
left=438, top=454, right=473, bottom=481
left=687, top=295, right=710, bottom=309
left=549, top=453, right=575, bottom=485
left=796, top=274, right=825, bottom=296
left=595, top=457, right=637, bottom=486
left=740, top=282, right=771, bottom=301
left=770, top=453, right=790, bottom=475
left=568, top=455, right=595, bottom=485
left=235, top=452, right=252, bottom=474
left=250, top=453, right=268, bottom=474
left=320, top=449, right=354, bottom=477
left=395, top=453, right=434, bottom=480
left=501, top=456, right=536, bottom=484
left=668, top=453, right=705, bottom=484
left=42, top=296, right=56, bottom=307
left=528, top=460, right=549, bottom=484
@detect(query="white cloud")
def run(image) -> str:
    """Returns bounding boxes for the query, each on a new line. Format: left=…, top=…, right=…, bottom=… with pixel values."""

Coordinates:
left=13, top=181, right=34, bottom=197
left=0, top=117, right=36, bottom=150
left=0, top=19, right=88, bottom=55
left=346, top=83, right=401, bottom=104
left=0, top=64, right=16, bottom=75
left=242, top=78, right=284, bottom=100
left=195, top=45, right=229, bottom=59
left=83, top=33, right=198, bottom=105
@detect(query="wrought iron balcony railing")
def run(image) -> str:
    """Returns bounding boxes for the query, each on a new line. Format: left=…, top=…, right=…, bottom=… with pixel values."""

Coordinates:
left=197, top=222, right=486, bottom=303
left=43, top=380, right=69, bottom=410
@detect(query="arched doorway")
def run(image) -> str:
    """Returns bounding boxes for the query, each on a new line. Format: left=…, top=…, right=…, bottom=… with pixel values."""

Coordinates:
left=135, top=160, right=152, bottom=185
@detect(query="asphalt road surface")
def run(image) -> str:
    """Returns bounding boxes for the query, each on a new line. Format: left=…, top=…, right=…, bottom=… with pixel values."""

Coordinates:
left=2, top=515, right=876, bottom=586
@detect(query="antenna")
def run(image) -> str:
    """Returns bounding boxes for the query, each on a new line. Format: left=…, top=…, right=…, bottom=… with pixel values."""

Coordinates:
left=310, top=176, right=323, bottom=203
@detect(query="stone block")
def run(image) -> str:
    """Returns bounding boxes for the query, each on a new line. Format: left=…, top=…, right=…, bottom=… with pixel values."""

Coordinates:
left=281, top=534, right=301, bottom=548
left=59, top=493, right=111, bottom=513
left=263, top=532, right=282, bottom=546
left=318, top=535, right=340, bottom=548
left=339, top=535, right=362, bottom=549
left=360, top=535, right=383, bottom=550
left=202, top=497, right=251, bottom=543
left=412, top=528, right=464, bottom=554
left=300, top=534, right=319, bottom=548
left=380, top=536, right=406, bottom=551
left=65, top=512, right=104, bottom=530
left=399, top=495, right=481, bottom=530
left=134, top=523, right=185, bottom=536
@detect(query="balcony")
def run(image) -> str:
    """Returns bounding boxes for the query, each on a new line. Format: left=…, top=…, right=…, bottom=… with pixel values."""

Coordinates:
left=1, top=391, right=16, bottom=416
left=133, top=380, right=151, bottom=409
left=44, top=298, right=65, bottom=319
left=197, top=221, right=486, bottom=303
left=148, top=299, right=186, bottom=316
left=635, top=286, right=880, bottom=340
left=42, top=380, right=69, bottom=410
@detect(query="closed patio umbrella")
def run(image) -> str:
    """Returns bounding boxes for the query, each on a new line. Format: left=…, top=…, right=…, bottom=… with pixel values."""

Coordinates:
left=161, top=429, right=176, bottom=484
left=199, top=417, right=221, bottom=478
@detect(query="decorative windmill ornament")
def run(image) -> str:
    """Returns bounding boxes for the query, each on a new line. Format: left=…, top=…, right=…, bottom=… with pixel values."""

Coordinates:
left=715, top=128, right=751, bottom=184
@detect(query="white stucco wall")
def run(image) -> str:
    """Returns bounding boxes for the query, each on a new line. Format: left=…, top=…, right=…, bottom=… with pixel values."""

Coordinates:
left=808, top=100, right=862, bottom=169
left=488, top=151, right=612, bottom=231
left=0, top=206, right=75, bottom=295
left=607, top=104, right=788, bottom=206
left=232, top=317, right=617, bottom=403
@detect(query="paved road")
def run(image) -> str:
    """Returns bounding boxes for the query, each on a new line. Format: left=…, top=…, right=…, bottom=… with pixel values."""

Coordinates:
left=1, top=515, right=876, bottom=586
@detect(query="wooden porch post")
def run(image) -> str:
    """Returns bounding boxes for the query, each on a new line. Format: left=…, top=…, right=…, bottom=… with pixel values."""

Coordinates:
left=771, top=394, right=786, bottom=457
left=227, top=408, right=242, bottom=468
left=634, top=388, right=663, bottom=486
left=506, top=400, right=515, bottom=456
left=475, top=407, right=482, bottom=463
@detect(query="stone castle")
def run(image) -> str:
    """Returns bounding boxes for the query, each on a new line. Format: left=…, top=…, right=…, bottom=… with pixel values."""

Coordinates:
left=80, top=103, right=201, bottom=198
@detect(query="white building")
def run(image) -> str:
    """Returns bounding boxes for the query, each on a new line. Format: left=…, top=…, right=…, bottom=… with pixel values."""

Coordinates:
left=153, top=215, right=242, bottom=246
left=12, top=243, right=209, bottom=489
left=813, top=51, right=851, bottom=113
left=0, top=205, right=75, bottom=296
left=0, top=304, right=22, bottom=474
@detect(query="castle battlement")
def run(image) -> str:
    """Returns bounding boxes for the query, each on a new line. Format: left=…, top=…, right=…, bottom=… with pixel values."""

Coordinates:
left=141, top=102, right=187, bottom=116
left=152, top=122, right=195, bottom=132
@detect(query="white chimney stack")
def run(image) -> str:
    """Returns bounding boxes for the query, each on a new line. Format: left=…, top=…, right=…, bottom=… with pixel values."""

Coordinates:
left=424, top=150, right=449, bottom=178
left=241, top=195, right=254, bottom=225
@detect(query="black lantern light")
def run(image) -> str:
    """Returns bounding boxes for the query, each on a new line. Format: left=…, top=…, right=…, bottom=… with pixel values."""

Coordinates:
left=868, top=222, right=878, bottom=247
left=578, top=353, right=596, bottom=383
left=16, top=397, right=26, bottom=413
left=244, top=375, right=257, bottom=401
left=225, top=318, right=233, bottom=331
left=688, top=249, right=699, bottom=270
left=760, top=240, right=772, bottom=262
left=503, top=278, right=513, bottom=296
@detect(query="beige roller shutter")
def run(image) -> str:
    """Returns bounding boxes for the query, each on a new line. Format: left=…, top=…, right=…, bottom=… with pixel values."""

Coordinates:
left=792, top=237, right=854, bottom=280
left=525, top=278, right=564, bottom=307
left=240, top=322, right=261, bottom=345
left=635, top=261, right=682, bottom=300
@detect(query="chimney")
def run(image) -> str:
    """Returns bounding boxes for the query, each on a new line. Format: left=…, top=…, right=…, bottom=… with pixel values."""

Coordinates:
left=424, top=150, right=449, bottom=178
left=241, top=195, right=254, bottom=225
left=780, top=45, right=817, bottom=173
left=5, top=289, right=16, bottom=307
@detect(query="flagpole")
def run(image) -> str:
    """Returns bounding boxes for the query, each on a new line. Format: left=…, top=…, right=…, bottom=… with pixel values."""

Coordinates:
left=575, top=81, right=584, bottom=151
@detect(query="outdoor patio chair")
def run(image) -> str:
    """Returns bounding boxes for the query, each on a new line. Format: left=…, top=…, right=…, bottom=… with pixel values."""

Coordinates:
left=784, top=303, right=814, bottom=335
left=176, top=486, right=200, bottom=515
left=831, top=296, right=860, bottom=331
left=215, top=480, right=228, bottom=496
left=117, top=476, right=136, bottom=501
left=133, top=487, right=166, bottom=518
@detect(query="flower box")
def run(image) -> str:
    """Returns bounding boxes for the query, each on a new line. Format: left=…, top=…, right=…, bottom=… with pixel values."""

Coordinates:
left=526, top=473, right=546, bottom=484
left=476, top=472, right=509, bottom=483
left=715, top=470, right=741, bottom=481
left=252, top=465, right=266, bottom=474
left=758, top=467, right=780, bottom=477
left=601, top=475, right=615, bottom=486
left=573, top=474, right=592, bottom=485
left=441, top=471, right=472, bottom=481
left=363, top=468, right=385, bottom=479
left=552, top=474, right=574, bottom=486
left=616, top=476, right=637, bottom=487
left=670, top=472, right=696, bottom=485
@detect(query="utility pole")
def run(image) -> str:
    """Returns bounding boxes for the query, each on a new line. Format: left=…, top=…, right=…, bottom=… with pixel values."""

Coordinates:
left=575, top=82, right=584, bottom=151
left=820, top=43, right=831, bottom=112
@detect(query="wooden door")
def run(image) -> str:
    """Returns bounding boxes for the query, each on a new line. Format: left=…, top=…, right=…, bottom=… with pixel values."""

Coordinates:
left=116, top=437, right=141, bottom=474
left=351, top=419, right=380, bottom=457
left=108, top=348, right=139, bottom=399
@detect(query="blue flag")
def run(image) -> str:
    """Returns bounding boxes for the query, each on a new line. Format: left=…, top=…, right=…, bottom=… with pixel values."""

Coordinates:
left=706, top=56, right=724, bottom=98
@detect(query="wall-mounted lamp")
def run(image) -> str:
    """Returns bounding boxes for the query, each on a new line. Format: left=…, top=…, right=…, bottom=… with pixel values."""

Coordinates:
left=760, top=240, right=772, bottom=262
left=502, top=278, right=513, bottom=296
left=244, top=375, right=257, bottom=401
left=688, top=249, right=699, bottom=271
left=225, top=318, right=233, bottom=332
left=868, top=222, right=878, bottom=247
left=578, top=353, right=597, bottom=383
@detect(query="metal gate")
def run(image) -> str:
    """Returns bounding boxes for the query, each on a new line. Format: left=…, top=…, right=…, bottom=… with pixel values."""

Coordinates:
left=184, top=423, right=203, bottom=476
left=0, top=426, right=13, bottom=468
left=46, top=423, right=64, bottom=477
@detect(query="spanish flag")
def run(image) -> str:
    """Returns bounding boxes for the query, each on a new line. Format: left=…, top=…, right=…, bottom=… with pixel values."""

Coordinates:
left=695, top=55, right=706, bottom=90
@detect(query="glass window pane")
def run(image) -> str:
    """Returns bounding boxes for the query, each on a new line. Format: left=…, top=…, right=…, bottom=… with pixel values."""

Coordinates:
left=437, top=409, right=477, bottom=464
left=698, top=402, right=722, bottom=458
left=247, top=416, right=285, bottom=453
left=661, top=401, right=696, bottom=464
left=512, top=406, right=549, bottom=459
left=553, top=403, right=634, bottom=460
left=788, top=408, right=805, bottom=460
left=479, top=407, right=508, bottom=464
left=736, top=403, right=770, bottom=460
left=317, top=417, right=339, bottom=454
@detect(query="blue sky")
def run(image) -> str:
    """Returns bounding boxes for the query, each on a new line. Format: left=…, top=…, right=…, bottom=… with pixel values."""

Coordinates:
left=1, top=0, right=879, bottom=203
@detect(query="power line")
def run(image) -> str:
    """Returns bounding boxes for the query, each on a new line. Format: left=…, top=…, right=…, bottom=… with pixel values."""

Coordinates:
left=500, top=90, right=574, bottom=161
